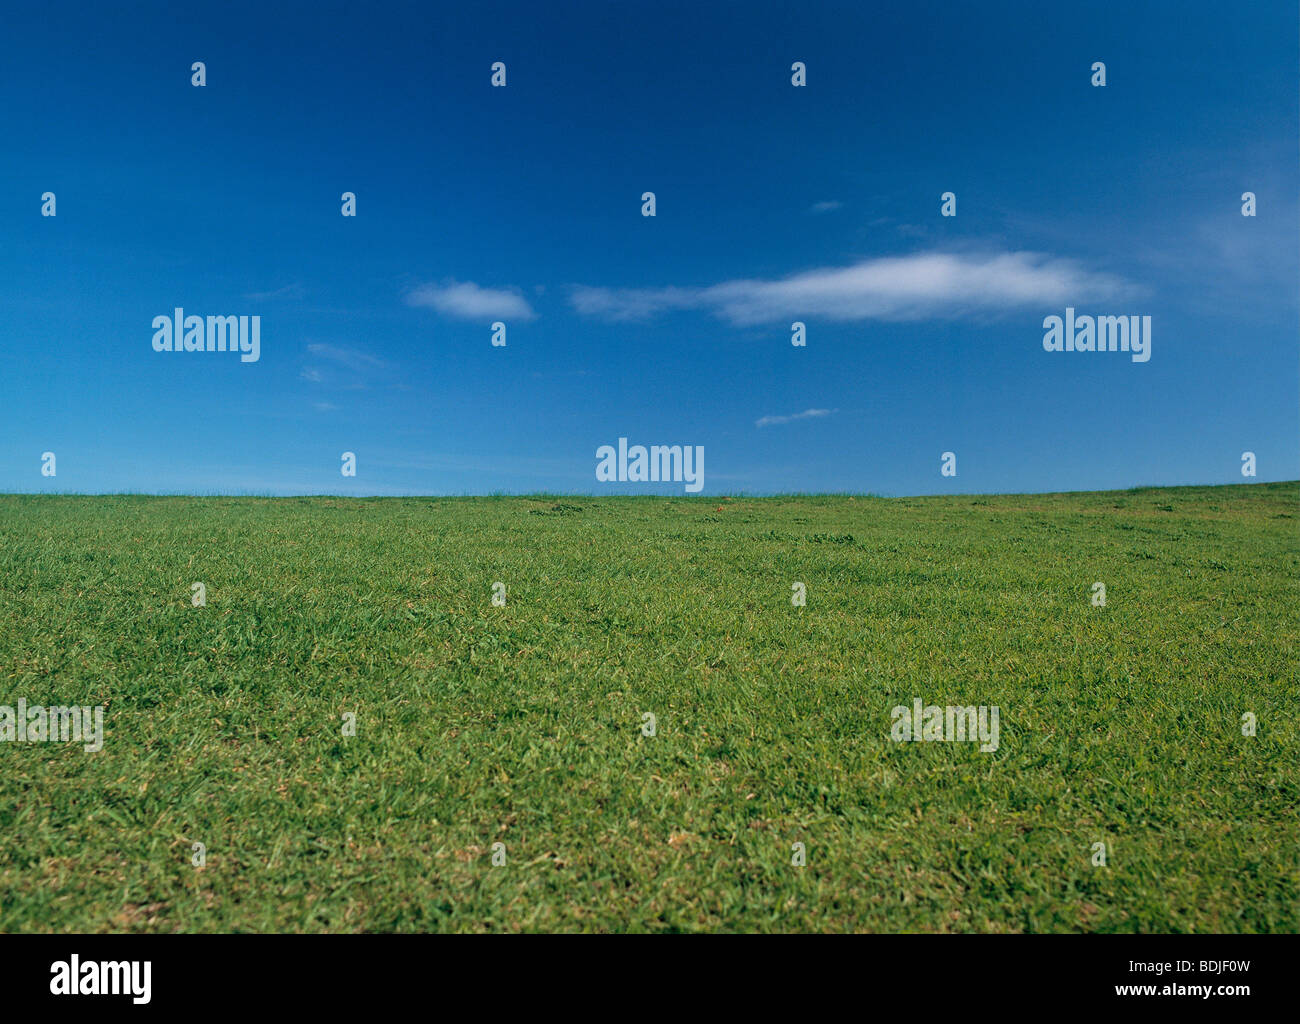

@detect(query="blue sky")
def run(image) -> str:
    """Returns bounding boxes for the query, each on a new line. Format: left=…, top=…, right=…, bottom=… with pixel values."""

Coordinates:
left=2, top=0, right=1296, bottom=495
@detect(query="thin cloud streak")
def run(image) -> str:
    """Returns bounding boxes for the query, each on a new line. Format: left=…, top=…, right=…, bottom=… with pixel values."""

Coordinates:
left=406, top=280, right=537, bottom=320
left=306, top=343, right=388, bottom=372
left=756, top=408, right=836, bottom=428
left=571, top=249, right=1139, bottom=325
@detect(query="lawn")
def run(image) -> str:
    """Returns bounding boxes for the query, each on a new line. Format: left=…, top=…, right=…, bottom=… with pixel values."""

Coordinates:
left=0, top=482, right=1296, bottom=932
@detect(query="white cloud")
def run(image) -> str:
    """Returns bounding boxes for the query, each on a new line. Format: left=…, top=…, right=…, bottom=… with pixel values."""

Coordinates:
left=244, top=283, right=304, bottom=301
left=809, top=200, right=843, bottom=214
left=569, top=284, right=699, bottom=321
left=300, top=344, right=392, bottom=391
left=570, top=250, right=1137, bottom=326
left=755, top=408, right=836, bottom=428
left=306, top=343, right=387, bottom=371
left=406, top=280, right=537, bottom=321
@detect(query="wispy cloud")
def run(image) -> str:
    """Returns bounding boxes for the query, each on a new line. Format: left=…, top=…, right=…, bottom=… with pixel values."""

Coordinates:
left=570, top=284, right=699, bottom=321
left=306, top=343, right=388, bottom=373
left=571, top=249, right=1137, bottom=326
left=300, top=343, right=393, bottom=391
left=809, top=200, right=843, bottom=214
left=244, top=283, right=304, bottom=301
left=755, top=408, right=836, bottom=428
left=406, top=280, right=537, bottom=320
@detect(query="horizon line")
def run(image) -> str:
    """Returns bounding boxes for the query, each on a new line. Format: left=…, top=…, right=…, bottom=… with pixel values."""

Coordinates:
left=0, top=480, right=1293, bottom=502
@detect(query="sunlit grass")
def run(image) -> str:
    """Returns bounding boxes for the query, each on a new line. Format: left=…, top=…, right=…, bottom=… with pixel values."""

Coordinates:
left=0, top=482, right=1296, bottom=932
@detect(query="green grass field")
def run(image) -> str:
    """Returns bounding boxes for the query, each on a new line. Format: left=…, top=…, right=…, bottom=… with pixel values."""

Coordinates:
left=1, top=482, right=1296, bottom=932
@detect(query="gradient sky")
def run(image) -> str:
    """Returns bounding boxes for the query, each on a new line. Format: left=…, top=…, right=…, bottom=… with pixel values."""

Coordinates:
left=2, top=0, right=1296, bottom=495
